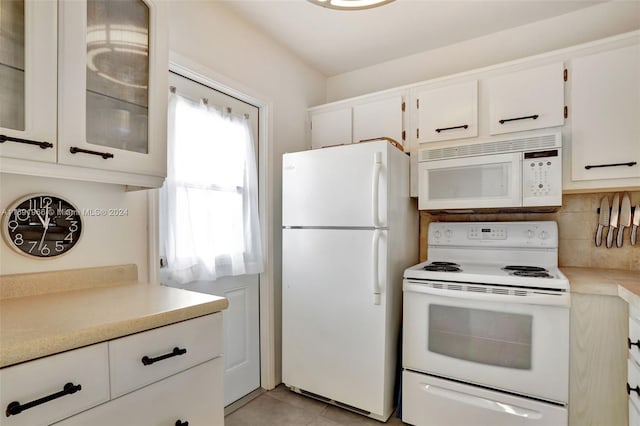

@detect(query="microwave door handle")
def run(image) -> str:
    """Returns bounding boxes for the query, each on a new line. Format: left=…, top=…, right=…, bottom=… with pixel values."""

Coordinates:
left=372, top=152, right=382, bottom=227
left=420, top=383, right=543, bottom=420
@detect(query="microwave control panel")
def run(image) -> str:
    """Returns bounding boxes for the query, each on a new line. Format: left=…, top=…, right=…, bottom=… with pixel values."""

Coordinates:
left=522, top=149, right=562, bottom=206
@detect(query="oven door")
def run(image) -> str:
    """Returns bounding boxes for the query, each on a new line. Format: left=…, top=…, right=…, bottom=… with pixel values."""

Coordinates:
left=417, top=152, right=522, bottom=210
left=403, top=280, right=569, bottom=404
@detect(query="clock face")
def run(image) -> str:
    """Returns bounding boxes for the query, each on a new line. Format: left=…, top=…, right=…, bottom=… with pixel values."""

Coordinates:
left=2, top=194, right=82, bottom=258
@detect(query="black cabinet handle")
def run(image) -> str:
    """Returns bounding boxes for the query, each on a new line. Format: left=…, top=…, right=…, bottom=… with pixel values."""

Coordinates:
left=0, top=134, right=53, bottom=150
left=5, top=382, right=82, bottom=417
left=629, top=383, right=640, bottom=396
left=435, top=124, right=469, bottom=133
left=498, top=114, right=539, bottom=124
left=629, top=338, right=640, bottom=349
left=69, top=147, right=114, bottom=159
left=175, top=420, right=189, bottom=426
left=585, top=161, right=637, bottom=170
left=141, top=347, right=187, bottom=366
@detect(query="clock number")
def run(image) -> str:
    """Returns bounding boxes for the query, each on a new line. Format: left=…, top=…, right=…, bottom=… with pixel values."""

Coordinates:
left=13, top=233, right=24, bottom=246
left=40, top=197, right=52, bottom=208
left=69, top=221, right=79, bottom=232
left=55, top=241, right=65, bottom=252
left=8, top=220, right=19, bottom=232
left=64, top=233, right=74, bottom=242
left=40, top=245, right=51, bottom=256
left=27, top=241, right=37, bottom=253
left=15, top=208, right=29, bottom=221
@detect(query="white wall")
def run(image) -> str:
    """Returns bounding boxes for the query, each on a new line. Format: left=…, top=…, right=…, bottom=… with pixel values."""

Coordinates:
left=167, top=0, right=326, bottom=385
left=0, top=174, right=149, bottom=281
left=326, top=1, right=640, bottom=102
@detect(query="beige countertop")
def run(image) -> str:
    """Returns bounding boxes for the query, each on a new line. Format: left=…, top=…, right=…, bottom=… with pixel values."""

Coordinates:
left=562, top=266, right=640, bottom=305
left=0, top=265, right=228, bottom=368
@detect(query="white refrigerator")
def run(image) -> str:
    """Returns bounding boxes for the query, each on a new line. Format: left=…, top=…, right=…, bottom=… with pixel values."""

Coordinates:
left=281, top=140, right=418, bottom=421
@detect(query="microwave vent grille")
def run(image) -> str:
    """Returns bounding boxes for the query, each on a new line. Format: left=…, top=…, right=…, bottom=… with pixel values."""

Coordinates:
left=420, top=133, right=558, bottom=162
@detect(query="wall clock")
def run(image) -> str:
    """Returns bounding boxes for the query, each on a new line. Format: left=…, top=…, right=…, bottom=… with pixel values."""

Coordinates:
left=2, top=194, right=82, bottom=258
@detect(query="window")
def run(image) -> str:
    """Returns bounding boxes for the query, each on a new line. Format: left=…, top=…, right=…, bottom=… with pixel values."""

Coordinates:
left=159, top=86, right=263, bottom=285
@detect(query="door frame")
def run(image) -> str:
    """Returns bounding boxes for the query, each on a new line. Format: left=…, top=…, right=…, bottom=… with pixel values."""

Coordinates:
left=147, top=51, right=277, bottom=390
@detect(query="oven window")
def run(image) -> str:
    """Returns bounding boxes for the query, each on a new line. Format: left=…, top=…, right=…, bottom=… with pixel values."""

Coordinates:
left=428, top=305, right=532, bottom=369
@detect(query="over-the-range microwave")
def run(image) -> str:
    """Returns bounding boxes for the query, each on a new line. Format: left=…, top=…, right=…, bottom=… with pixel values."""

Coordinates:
left=418, top=131, right=562, bottom=212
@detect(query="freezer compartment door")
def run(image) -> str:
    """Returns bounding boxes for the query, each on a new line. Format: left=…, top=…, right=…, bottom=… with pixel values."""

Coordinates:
left=282, top=228, right=392, bottom=417
left=282, top=142, right=389, bottom=227
left=402, top=370, right=567, bottom=426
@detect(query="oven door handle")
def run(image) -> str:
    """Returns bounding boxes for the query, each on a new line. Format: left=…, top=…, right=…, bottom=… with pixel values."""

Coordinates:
left=404, top=281, right=570, bottom=307
left=420, top=383, right=543, bottom=419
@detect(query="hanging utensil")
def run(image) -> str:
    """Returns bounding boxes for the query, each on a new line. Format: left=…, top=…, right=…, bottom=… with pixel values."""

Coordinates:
left=617, top=193, right=632, bottom=248
left=632, top=204, right=640, bottom=246
left=595, top=196, right=609, bottom=247
left=607, top=193, right=620, bottom=248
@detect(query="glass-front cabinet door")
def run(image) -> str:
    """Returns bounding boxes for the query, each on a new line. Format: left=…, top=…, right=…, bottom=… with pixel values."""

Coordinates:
left=0, top=0, right=57, bottom=163
left=58, top=0, right=167, bottom=177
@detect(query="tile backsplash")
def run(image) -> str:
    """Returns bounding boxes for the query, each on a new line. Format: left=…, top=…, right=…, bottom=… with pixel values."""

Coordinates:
left=420, top=191, right=640, bottom=271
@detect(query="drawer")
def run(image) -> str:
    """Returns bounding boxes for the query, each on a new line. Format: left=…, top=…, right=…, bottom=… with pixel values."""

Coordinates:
left=0, top=343, right=109, bottom=426
left=109, top=313, right=222, bottom=398
left=631, top=306, right=640, bottom=365
left=54, top=357, right=223, bottom=426
left=631, top=395, right=640, bottom=426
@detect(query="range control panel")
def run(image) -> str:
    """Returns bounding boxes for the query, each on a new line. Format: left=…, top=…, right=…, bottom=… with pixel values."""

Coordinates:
left=429, top=221, right=558, bottom=248
left=522, top=149, right=562, bottom=207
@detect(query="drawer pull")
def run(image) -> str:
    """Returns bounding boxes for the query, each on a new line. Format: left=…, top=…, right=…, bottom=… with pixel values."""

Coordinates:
left=5, top=382, right=82, bottom=417
left=585, top=161, right=637, bottom=170
left=176, top=421, right=189, bottom=426
left=629, top=338, right=640, bottom=350
left=629, top=383, right=640, bottom=396
left=141, top=347, right=187, bottom=366
left=498, top=114, right=539, bottom=124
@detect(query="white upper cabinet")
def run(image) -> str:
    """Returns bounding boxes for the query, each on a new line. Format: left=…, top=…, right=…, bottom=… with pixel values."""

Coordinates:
left=352, top=95, right=403, bottom=144
left=0, top=0, right=57, bottom=163
left=488, top=62, right=565, bottom=135
left=311, top=107, right=352, bottom=149
left=310, top=94, right=405, bottom=150
left=569, top=44, right=640, bottom=183
left=58, top=0, right=167, bottom=177
left=412, top=80, right=478, bottom=143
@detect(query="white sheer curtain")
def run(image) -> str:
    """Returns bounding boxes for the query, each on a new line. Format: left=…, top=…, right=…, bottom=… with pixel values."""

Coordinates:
left=159, top=92, right=263, bottom=285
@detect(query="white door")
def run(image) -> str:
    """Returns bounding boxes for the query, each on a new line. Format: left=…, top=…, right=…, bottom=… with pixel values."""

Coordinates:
left=282, top=141, right=389, bottom=227
left=352, top=95, right=404, bottom=145
left=282, top=228, right=390, bottom=416
left=161, top=72, right=260, bottom=407
left=310, top=107, right=352, bottom=149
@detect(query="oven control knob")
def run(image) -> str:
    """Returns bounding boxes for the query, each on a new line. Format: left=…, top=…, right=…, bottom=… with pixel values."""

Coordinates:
left=539, top=231, right=549, bottom=240
left=434, top=231, right=442, bottom=239
left=445, top=230, right=453, bottom=239
left=527, top=229, right=534, bottom=239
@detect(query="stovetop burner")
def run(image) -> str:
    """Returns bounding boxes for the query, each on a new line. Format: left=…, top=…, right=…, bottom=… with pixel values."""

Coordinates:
left=423, top=262, right=461, bottom=272
left=502, top=265, right=548, bottom=272
left=511, top=270, right=553, bottom=278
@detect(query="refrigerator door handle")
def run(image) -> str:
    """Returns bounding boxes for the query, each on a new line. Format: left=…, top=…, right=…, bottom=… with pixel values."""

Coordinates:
left=372, top=229, right=382, bottom=305
left=372, top=152, right=382, bottom=227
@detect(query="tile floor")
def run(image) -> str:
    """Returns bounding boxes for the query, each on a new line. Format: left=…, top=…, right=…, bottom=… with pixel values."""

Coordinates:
left=225, top=385, right=406, bottom=425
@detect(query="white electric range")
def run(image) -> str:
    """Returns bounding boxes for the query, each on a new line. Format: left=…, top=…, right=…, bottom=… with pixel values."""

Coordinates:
left=402, top=221, right=570, bottom=426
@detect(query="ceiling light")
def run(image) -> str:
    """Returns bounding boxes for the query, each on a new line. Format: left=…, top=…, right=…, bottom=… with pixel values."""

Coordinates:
left=307, top=0, right=395, bottom=11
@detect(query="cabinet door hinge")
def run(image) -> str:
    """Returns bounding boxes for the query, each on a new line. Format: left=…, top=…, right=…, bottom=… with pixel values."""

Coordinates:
left=564, top=105, right=568, bottom=119
left=416, top=128, right=420, bottom=139
left=402, top=101, right=406, bottom=112
left=563, top=68, right=568, bottom=82
left=402, top=130, right=406, bottom=141
left=416, top=99, right=420, bottom=109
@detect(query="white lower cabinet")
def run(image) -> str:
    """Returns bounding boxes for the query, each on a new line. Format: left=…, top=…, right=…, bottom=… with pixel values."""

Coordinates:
left=0, top=344, right=110, bottom=426
left=0, top=313, right=223, bottom=426
left=54, top=358, right=223, bottom=426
